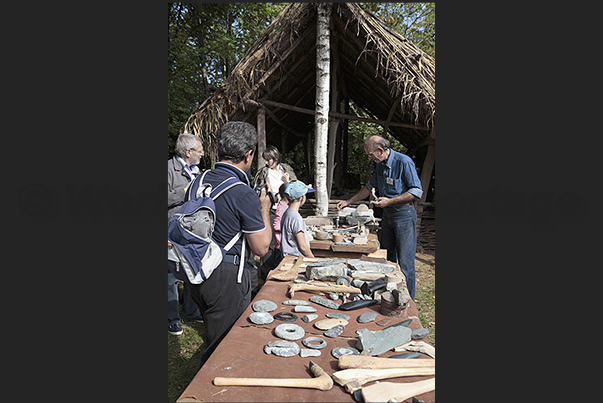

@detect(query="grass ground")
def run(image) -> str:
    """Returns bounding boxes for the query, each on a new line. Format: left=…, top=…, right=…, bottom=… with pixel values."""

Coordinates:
left=167, top=283, right=208, bottom=402
left=167, top=253, right=435, bottom=402
left=414, top=251, right=436, bottom=346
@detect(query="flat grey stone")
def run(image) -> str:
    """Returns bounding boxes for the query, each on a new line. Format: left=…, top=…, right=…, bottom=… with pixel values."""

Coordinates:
left=299, top=348, right=321, bottom=358
left=274, top=323, right=305, bottom=341
left=294, top=305, right=317, bottom=313
left=302, top=314, right=318, bottom=323
left=411, top=327, right=430, bottom=340
left=324, top=324, right=345, bottom=338
left=248, top=311, right=274, bottom=325
left=328, top=292, right=340, bottom=300
left=252, top=299, right=278, bottom=312
left=305, top=259, right=347, bottom=268
left=306, top=262, right=348, bottom=281
left=355, top=326, right=412, bottom=356
left=310, top=295, right=341, bottom=310
left=352, top=293, right=373, bottom=301
left=331, top=346, right=360, bottom=359
left=264, top=340, right=300, bottom=357
left=282, top=300, right=310, bottom=306
left=326, top=312, right=350, bottom=321
left=357, top=312, right=378, bottom=323
left=375, top=318, right=392, bottom=327
left=346, top=259, right=396, bottom=273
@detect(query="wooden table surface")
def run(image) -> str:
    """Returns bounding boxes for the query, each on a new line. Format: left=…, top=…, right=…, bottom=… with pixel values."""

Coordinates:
left=176, top=256, right=434, bottom=402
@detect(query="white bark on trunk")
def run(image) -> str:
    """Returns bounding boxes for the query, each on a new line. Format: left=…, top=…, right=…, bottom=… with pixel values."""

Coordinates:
left=314, top=3, right=330, bottom=216
left=257, top=106, right=266, bottom=170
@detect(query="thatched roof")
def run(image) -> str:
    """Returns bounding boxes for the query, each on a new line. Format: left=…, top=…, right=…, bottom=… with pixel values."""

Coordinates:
left=181, top=3, right=435, bottom=162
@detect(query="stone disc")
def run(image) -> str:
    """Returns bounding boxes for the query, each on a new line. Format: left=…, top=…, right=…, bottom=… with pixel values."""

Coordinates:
left=274, top=323, right=305, bottom=341
left=248, top=311, right=274, bottom=325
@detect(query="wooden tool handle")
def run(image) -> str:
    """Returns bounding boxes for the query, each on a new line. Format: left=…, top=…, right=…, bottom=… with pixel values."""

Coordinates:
left=213, top=362, right=333, bottom=391
left=361, top=378, right=435, bottom=403
left=332, top=367, right=435, bottom=387
left=214, top=377, right=315, bottom=388
left=338, top=355, right=435, bottom=369
left=291, top=255, right=305, bottom=271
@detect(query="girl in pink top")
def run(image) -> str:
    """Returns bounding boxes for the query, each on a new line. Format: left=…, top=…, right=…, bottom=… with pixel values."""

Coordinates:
left=272, top=183, right=289, bottom=250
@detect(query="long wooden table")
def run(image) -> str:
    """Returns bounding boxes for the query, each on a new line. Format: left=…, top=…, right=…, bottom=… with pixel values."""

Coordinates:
left=176, top=256, right=435, bottom=402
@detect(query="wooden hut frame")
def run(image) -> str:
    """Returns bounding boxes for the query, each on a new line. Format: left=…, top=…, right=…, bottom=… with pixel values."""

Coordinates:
left=181, top=3, right=435, bottom=227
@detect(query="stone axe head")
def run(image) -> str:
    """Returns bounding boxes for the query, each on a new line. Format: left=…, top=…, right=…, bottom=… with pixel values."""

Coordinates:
left=307, top=360, right=334, bottom=390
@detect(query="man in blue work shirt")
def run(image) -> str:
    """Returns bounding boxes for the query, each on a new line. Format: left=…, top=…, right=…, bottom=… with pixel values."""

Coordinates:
left=187, top=121, right=272, bottom=368
left=337, top=135, right=423, bottom=300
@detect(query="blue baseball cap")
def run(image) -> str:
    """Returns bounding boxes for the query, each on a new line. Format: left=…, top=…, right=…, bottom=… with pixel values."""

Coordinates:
left=284, top=181, right=316, bottom=200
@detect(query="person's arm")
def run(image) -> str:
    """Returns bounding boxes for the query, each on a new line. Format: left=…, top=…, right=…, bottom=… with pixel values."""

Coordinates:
left=374, top=192, right=418, bottom=208
left=245, top=188, right=272, bottom=257
left=336, top=186, right=371, bottom=210
left=374, top=157, right=423, bottom=208
left=167, top=170, right=188, bottom=208
left=295, top=231, right=314, bottom=258
left=282, top=163, right=297, bottom=182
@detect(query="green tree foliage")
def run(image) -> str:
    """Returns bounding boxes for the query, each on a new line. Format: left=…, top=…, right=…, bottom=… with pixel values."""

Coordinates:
left=361, top=3, right=435, bottom=57
left=346, top=102, right=408, bottom=187
left=168, top=3, right=434, bottom=188
left=168, top=3, right=284, bottom=158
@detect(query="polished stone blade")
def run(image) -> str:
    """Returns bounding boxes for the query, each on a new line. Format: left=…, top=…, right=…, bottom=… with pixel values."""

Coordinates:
left=339, top=299, right=378, bottom=311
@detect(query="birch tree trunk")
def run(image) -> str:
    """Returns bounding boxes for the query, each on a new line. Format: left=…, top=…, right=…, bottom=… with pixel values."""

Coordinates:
left=257, top=106, right=266, bottom=170
left=314, top=3, right=330, bottom=216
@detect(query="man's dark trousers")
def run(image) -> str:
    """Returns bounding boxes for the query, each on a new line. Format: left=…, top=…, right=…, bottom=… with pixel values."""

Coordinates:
left=380, top=203, right=418, bottom=300
left=188, top=261, right=251, bottom=367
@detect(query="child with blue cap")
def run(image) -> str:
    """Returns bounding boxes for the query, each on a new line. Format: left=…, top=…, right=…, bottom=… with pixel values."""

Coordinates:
left=280, top=181, right=316, bottom=258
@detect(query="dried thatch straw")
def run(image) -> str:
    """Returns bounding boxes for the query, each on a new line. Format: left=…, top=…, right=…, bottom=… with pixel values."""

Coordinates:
left=181, top=3, right=435, bottom=162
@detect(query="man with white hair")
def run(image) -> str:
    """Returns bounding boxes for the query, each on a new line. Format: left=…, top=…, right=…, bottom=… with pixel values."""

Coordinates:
left=167, top=133, right=205, bottom=335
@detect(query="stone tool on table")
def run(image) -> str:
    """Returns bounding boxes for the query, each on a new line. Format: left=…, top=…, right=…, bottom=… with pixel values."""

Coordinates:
left=287, top=281, right=361, bottom=298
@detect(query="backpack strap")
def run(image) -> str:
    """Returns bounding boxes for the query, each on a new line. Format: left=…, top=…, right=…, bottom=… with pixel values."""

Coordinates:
left=208, top=173, right=247, bottom=284
left=211, top=179, right=244, bottom=200
left=222, top=230, right=246, bottom=284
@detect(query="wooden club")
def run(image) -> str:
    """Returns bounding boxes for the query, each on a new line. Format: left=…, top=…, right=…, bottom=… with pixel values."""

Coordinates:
left=361, top=378, right=435, bottom=403
left=212, top=361, right=333, bottom=391
left=332, top=366, right=435, bottom=389
left=338, top=354, right=435, bottom=370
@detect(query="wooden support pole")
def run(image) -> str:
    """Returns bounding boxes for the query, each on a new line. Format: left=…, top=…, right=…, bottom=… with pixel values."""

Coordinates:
left=416, top=141, right=435, bottom=235
left=314, top=3, right=330, bottom=216
left=419, top=143, right=435, bottom=203
left=342, top=98, right=349, bottom=189
left=257, top=106, right=266, bottom=170
left=327, top=28, right=339, bottom=198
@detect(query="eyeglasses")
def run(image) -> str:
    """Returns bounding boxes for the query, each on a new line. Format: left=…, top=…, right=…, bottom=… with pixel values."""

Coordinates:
left=188, top=148, right=204, bottom=155
left=366, top=148, right=382, bottom=158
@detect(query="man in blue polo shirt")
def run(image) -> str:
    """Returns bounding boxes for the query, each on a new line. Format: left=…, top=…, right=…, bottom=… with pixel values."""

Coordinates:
left=187, top=121, right=272, bottom=368
left=337, top=135, right=422, bottom=300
